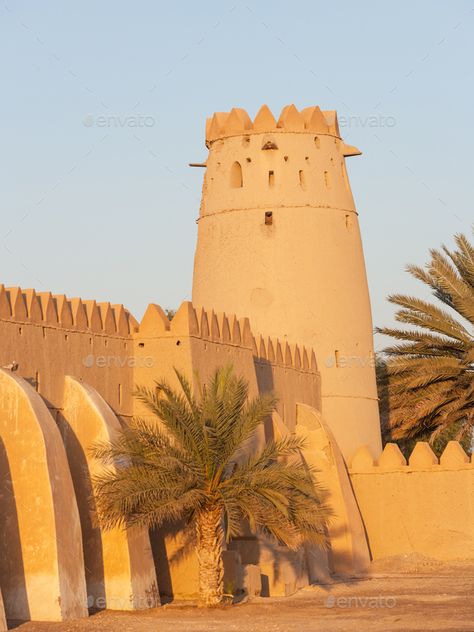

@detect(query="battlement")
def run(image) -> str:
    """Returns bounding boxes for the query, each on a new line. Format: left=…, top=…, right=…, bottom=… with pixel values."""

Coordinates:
left=349, top=440, right=474, bottom=562
left=0, top=283, right=138, bottom=336
left=253, top=333, right=318, bottom=373
left=205, top=104, right=342, bottom=145
left=350, top=441, right=472, bottom=472
left=137, top=301, right=319, bottom=374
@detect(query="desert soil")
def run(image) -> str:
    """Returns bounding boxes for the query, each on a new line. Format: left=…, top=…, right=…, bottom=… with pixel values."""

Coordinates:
left=13, top=558, right=474, bottom=632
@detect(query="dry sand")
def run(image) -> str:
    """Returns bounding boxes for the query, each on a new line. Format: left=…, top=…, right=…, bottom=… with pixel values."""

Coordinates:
left=14, top=558, right=474, bottom=632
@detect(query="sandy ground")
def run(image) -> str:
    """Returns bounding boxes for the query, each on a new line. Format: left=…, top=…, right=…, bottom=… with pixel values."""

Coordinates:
left=13, top=560, right=474, bottom=632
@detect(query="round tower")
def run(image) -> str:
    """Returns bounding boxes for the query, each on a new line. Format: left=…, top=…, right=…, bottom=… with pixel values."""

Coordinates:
left=192, top=104, right=382, bottom=459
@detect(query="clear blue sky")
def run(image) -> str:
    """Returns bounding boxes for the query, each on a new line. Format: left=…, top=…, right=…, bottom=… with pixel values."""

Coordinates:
left=2, top=1, right=473, bottom=349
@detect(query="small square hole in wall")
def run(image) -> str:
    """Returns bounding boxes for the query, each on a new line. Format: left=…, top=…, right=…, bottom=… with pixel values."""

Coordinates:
left=265, top=211, right=273, bottom=225
left=138, top=342, right=145, bottom=348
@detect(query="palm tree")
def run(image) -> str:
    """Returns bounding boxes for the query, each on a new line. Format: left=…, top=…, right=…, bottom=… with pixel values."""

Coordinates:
left=377, top=231, right=474, bottom=448
left=92, top=366, right=329, bottom=607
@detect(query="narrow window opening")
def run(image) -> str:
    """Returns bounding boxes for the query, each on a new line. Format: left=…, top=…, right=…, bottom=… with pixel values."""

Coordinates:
left=176, top=340, right=181, bottom=346
left=314, top=136, right=320, bottom=149
left=64, top=334, right=68, bottom=342
left=335, top=350, right=341, bottom=368
left=18, top=327, right=22, bottom=335
left=284, top=155, right=289, bottom=162
left=268, top=170, right=275, bottom=187
left=35, top=370, right=40, bottom=392
left=299, top=170, right=306, bottom=190
left=42, top=327, right=46, bottom=338
left=230, top=161, right=243, bottom=188
left=118, top=383, right=122, bottom=405
left=104, top=339, right=108, bottom=347
left=324, top=171, right=331, bottom=189
left=265, top=211, right=273, bottom=225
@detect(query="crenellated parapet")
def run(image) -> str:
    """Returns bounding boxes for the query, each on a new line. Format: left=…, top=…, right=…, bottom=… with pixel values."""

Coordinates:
left=253, top=333, right=318, bottom=374
left=349, top=440, right=474, bottom=562
left=137, top=301, right=319, bottom=374
left=350, top=440, right=472, bottom=473
left=138, top=301, right=249, bottom=346
left=205, top=104, right=344, bottom=145
left=0, top=284, right=137, bottom=336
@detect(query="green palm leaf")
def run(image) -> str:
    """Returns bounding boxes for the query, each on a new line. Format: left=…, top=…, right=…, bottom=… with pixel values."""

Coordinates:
left=92, top=365, right=330, bottom=606
left=378, top=229, right=474, bottom=451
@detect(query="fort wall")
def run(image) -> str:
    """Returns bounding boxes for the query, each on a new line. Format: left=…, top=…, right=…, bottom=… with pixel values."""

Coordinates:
left=0, top=285, right=136, bottom=419
left=349, top=442, right=474, bottom=561
left=0, top=285, right=323, bottom=615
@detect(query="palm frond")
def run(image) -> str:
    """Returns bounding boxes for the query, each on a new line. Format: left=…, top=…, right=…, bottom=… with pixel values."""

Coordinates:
left=379, top=229, right=474, bottom=449
left=93, top=365, right=331, bottom=574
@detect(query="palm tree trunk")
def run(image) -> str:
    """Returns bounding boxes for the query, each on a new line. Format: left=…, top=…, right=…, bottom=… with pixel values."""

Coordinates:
left=195, top=505, right=224, bottom=607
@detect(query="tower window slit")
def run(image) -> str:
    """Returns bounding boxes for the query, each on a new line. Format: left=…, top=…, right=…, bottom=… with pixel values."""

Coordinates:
left=299, top=170, right=306, bottom=190
left=230, top=161, right=243, bottom=188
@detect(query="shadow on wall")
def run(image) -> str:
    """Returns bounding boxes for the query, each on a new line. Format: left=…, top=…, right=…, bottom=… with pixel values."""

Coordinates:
left=0, top=438, right=30, bottom=624
left=56, top=413, right=106, bottom=614
left=149, top=521, right=197, bottom=604
left=254, top=359, right=276, bottom=442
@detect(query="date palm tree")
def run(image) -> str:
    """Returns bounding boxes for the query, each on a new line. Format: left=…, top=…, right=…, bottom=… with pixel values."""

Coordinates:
left=92, top=366, right=329, bottom=607
left=377, top=231, right=474, bottom=446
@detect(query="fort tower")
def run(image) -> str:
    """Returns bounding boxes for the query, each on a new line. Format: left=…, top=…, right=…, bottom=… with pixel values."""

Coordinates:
left=192, top=104, right=381, bottom=458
